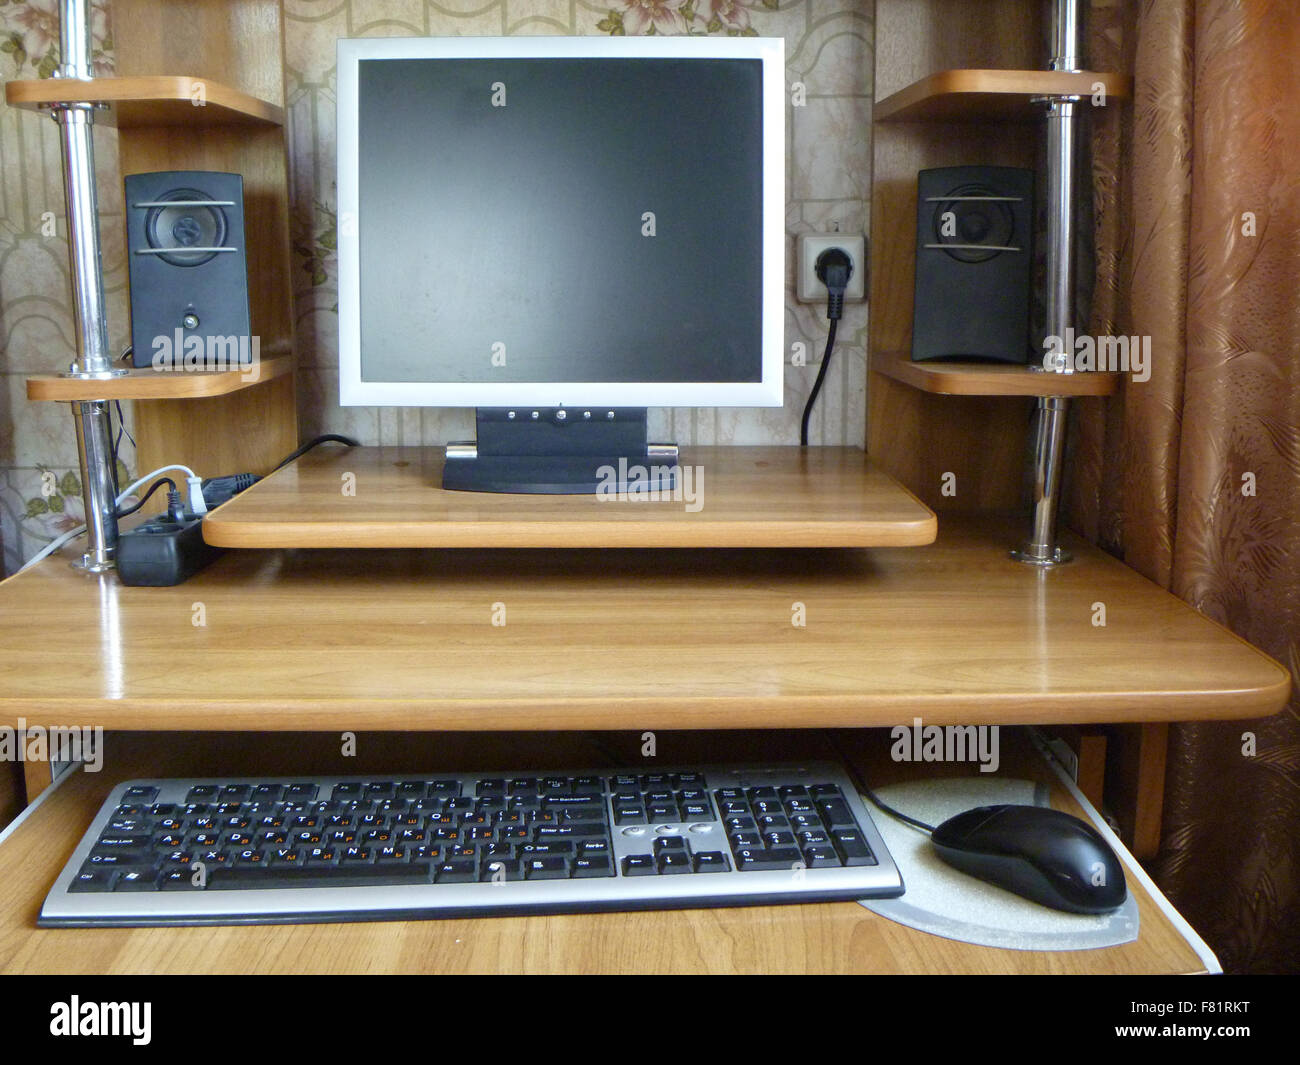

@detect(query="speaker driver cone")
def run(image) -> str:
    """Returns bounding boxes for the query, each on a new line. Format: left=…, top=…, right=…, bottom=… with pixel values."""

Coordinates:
left=933, top=183, right=1016, bottom=264
left=145, top=189, right=227, bottom=268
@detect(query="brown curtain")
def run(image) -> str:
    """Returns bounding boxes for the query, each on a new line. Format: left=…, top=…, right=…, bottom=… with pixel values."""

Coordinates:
left=1068, top=0, right=1300, bottom=973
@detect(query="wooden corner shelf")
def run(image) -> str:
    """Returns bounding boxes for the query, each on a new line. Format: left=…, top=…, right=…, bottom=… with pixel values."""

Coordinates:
left=874, top=69, right=1131, bottom=123
left=874, top=350, right=1120, bottom=398
left=25, top=352, right=294, bottom=402
left=4, top=75, right=284, bottom=128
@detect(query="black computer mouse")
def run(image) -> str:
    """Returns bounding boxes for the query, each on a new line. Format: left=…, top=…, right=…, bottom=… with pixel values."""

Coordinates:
left=930, top=804, right=1127, bottom=914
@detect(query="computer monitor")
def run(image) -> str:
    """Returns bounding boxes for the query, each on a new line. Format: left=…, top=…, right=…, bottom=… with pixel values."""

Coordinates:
left=336, top=35, right=784, bottom=492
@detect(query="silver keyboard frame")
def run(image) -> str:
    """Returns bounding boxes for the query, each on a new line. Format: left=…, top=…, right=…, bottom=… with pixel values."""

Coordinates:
left=40, top=762, right=904, bottom=926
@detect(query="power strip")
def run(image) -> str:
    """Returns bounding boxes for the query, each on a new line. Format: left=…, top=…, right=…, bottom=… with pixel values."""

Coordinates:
left=116, top=513, right=224, bottom=586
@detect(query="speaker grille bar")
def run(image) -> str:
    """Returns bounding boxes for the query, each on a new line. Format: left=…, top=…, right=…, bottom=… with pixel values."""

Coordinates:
left=132, top=200, right=237, bottom=208
left=133, top=247, right=239, bottom=255
left=922, top=243, right=1022, bottom=253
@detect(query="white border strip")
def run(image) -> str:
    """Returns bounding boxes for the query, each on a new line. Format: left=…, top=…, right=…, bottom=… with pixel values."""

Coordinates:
left=1029, top=728, right=1222, bottom=974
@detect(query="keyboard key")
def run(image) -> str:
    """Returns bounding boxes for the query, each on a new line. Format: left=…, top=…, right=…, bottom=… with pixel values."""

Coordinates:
left=517, top=841, right=575, bottom=856
left=816, top=799, right=856, bottom=829
left=480, top=859, right=523, bottom=882
left=831, top=829, right=876, bottom=866
left=693, top=852, right=729, bottom=873
left=70, top=868, right=115, bottom=892
left=434, top=860, right=476, bottom=883
left=524, top=857, right=569, bottom=880
left=572, top=856, right=614, bottom=878
left=735, top=847, right=804, bottom=872
left=656, top=852, right=691, bottom=874
left=802, top=845, right=841, bottom=868
left=653, top=836, right=686, bottom=853
left=208, top=863, right=434, bottom=889
left=122, top=786, right=158, bottom=802
left=621, top=854, right=656, bottom=876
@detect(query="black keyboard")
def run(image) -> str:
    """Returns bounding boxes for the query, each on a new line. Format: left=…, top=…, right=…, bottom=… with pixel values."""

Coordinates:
left=40, top=762, right=904, bottom=926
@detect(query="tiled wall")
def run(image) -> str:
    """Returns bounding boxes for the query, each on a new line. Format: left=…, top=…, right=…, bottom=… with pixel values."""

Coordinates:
left=0, top=0, right=872, bottom=572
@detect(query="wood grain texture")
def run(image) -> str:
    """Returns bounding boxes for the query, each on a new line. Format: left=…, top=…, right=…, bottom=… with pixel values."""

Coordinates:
left=25, top=353, right=293, bottom=402
left=110, top=0, right=287, bottom=105
left=874, top=70, right=1132, bottom=123
left=201, top=446, right=939, bottom=549
left=873, top=0, right=1046, bottom=98
left=0, top=513, right=1287, bottom=730
left=1106, top=723, right=1170, bottom=862
left=3, top=76, right=284, bottom=127
left=874, top=351, right=1120, bottom=397
left=0, top=729, right=1209, bottom=974
left=132, top=374, right=300, bottom=479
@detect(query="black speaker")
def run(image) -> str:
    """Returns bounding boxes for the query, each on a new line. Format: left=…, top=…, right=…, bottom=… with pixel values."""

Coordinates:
left=125, top=171, right=251, bottom=369
left=911, top=165, right=1033, bottom=363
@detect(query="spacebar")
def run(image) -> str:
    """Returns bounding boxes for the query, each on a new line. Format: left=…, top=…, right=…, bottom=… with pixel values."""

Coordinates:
left=206, top=863, right=434, bottom=890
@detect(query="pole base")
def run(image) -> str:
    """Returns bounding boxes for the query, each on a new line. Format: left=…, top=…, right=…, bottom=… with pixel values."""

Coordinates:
left=60, top=367, right=129, bottom=380
left=1010, top=544, right=1073, bottom=567
left=73, top=552, right=115, bottom=573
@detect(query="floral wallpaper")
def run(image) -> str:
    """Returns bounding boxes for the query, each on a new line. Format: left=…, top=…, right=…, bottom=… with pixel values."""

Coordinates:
left=0, top=0, right=873, bottom=572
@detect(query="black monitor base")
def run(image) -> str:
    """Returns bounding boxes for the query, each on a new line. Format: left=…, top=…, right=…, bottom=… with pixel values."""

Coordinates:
left=443, top=408, right=678, bottom=495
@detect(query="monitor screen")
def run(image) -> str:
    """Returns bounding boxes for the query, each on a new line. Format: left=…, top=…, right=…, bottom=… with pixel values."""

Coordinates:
left=336, top=36, right=784, bottom=409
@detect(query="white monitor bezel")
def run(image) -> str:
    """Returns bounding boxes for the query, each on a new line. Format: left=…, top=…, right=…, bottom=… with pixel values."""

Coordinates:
left=336, top=34, right=785, bottom=409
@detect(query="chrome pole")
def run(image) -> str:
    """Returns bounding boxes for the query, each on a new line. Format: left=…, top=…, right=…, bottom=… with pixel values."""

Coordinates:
left=1013, top=0, right=1083, bottom=566
left=51, top=0, right=125, bottom=571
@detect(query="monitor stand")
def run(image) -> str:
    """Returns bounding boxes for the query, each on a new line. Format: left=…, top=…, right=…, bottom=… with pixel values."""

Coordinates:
left=443, top=408, right=678, bottom=494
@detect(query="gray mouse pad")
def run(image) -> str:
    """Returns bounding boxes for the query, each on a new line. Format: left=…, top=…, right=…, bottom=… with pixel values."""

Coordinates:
left=859, top=777, right=1139, bottom=951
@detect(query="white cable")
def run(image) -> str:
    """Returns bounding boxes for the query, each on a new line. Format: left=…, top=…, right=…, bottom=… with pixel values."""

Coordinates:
left=19, top=463, right=206, bottom=572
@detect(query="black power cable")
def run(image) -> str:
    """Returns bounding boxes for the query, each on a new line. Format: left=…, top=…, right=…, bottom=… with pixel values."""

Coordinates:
left=800, top=247, right=854, bottom=446
left=116, top=477, right=177, bottom=519
left=841, top=757, right=937, bottom=835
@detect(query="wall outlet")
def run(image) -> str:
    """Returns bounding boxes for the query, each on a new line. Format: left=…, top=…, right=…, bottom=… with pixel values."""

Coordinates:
left=796, top=234, right=866, bottom=303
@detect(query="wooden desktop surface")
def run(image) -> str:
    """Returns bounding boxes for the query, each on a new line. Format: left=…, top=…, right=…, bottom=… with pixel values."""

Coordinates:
left=0, top=514, right=1287, bottom=731
left=0, top=730, right=1209, bottom=975
left=201, top=446, right=939, bottom=549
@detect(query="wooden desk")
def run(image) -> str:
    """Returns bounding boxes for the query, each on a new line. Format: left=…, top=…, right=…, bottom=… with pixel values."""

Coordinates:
left=0, top=729, right=1212, bottom=975
left=0, top=514, right=1286, bottom=732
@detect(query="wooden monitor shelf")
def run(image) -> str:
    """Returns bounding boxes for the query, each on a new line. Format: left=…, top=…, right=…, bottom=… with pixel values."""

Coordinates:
left=201, top=446, right=939, bottom=550
left=874, top=69, right=1132, bottom=123
left=4, top=75, right=284, bottom=127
